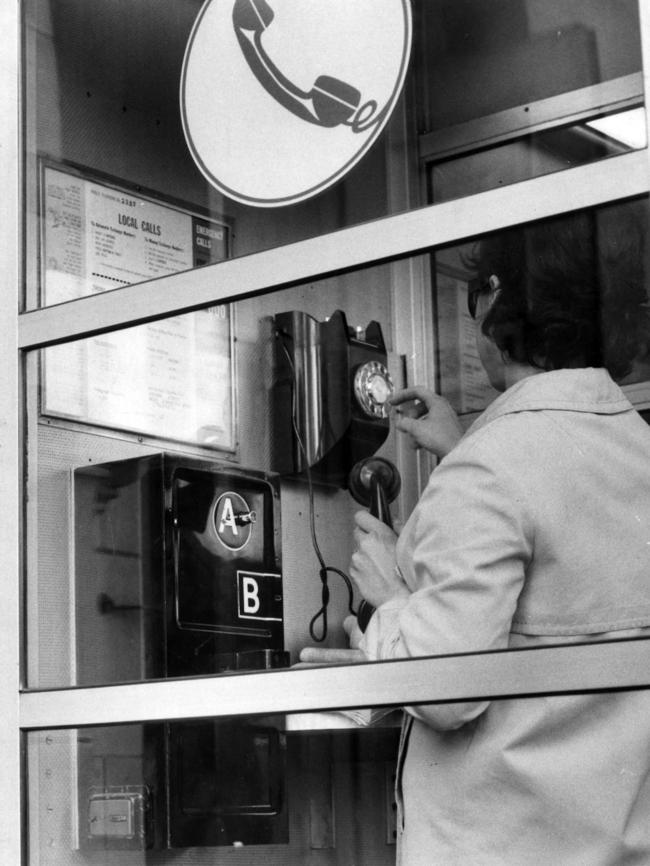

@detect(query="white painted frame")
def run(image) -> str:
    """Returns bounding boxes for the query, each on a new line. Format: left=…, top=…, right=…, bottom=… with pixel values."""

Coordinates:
left=19, top=638, right=650, bottom=730
left=4, top=3, right=650, bottom=863
left=0, top=2, right=22, bottom=862
left=18, top=150, right=649, bottom=349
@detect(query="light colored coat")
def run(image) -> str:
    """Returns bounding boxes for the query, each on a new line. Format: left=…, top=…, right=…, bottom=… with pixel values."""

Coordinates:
left=361, top=368, right=650, bottom=865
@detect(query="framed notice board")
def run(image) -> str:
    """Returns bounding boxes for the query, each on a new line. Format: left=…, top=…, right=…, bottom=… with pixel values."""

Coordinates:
left=39, top=161, right=236, bottom=452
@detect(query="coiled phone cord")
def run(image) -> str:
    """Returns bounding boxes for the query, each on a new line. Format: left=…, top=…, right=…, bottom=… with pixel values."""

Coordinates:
left=276, top=329, right=357, bottom=641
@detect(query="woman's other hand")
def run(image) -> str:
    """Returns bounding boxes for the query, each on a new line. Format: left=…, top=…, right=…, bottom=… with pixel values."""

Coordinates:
left=350, top=510, right=407, bottom=608
left=297, top=616, right=366, bottom=664
left=298, top=646, right=365, bottom=665
left=390, top=386, right=462, bottom=459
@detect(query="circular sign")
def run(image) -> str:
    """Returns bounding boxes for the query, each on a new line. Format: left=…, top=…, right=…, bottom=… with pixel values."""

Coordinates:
left=181, top=0, right=412, bottom=207
left=213, top=491, right=255, bottom=550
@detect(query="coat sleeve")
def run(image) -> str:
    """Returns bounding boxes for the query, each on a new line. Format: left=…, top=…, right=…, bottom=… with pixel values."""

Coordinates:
left=360, top=436, right=534, bottom=730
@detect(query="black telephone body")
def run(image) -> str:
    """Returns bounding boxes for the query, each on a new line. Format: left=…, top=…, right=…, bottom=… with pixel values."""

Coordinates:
left=272, top=309, right=394, bottom=487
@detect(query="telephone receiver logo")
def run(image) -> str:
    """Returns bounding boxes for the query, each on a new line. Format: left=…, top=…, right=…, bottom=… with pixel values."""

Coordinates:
left=233, top=0, right=386, bottom=132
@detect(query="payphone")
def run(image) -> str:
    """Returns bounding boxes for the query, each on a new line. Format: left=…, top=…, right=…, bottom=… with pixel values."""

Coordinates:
left=74, top=453, right=287, bottom=681
left=272, top=308, right=394, bottom=486
left=272, top=309, right=398, bottom=640
left=74, top=453, right=288, bottom=848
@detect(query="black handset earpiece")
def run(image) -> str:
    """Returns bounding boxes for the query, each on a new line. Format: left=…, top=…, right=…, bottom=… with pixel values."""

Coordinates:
left=233, top=0, right=381, bottom=130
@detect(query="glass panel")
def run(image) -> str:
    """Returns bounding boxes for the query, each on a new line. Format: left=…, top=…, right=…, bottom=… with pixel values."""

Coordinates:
left=23, top=0, right=645, bottom=309
left=26, top=691, right=650, bottom=862
left=430, top=107, right=648, bottom=203
left=418, top=0, right=643, bottom=131
left=26, top=258, right=412, bottom=688
left=26, top=198, right=650, bottom=690
left=26, top=716, right=402, bottom=863
left=433, top=197, right=650, bottom=417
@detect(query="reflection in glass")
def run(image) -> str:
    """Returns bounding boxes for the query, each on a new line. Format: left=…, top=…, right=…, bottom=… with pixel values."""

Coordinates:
left=434, top=197, right=650, bottom=416
left=26, top=200, right=650, bottom=693
left=430, top=107, right=647, bottom=205
left=26, top=689, right=650, bottom=863
left=27, top=719, right=400, bottom=863
left=42, top=307, right=235, bottom=452
left=26, top=268, right=401, bottom=689
left=23, top=0, right=645, bottom=307
left=417, top=0, right=642, bottom=131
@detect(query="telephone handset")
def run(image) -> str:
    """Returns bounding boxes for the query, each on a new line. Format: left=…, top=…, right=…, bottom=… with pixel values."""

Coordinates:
left=233, top=0, right=384, bottom=131
left=348, top=457, right=401, bottom=632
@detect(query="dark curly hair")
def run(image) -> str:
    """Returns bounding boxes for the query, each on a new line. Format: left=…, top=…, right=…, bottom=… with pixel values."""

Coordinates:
left=467, top=200, right=650, bottom=380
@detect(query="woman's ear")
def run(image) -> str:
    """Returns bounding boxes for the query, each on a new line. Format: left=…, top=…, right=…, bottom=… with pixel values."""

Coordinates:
left=487, top=275, right=502, bottom=310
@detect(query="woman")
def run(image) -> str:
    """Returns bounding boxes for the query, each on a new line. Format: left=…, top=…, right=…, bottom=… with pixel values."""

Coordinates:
left=303, top=203, right=650, bottom=864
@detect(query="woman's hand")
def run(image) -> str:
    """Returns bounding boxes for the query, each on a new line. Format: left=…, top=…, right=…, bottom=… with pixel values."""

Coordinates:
left=390, top=386, right=463, bottom=459
left=298, top=646, right=365, bottom=665
left=297, top=616, right=366, bottom=664
left=350, top=510, right=408, bottom=608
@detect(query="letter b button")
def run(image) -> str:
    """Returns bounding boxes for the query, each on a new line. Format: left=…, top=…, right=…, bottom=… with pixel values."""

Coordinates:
left=236, top=570, right=282, bottom=622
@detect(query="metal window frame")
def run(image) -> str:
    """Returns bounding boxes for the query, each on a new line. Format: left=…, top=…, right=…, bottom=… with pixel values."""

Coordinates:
left=19, top=638, right=650, bottom=730
left=17, top=150, right=650, bottom=351
left=3, top=2, right=650, bottom=863
left=419, top=72, right=645, bottom=163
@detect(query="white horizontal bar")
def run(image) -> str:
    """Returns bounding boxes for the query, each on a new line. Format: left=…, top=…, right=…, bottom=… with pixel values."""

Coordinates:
left=18, top=150, right=650, bottom=351
left=19, top=638, right=650, bottom=730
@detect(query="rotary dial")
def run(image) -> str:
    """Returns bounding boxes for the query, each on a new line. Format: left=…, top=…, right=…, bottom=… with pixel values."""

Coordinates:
left=353, top=361, right=394, bottom=419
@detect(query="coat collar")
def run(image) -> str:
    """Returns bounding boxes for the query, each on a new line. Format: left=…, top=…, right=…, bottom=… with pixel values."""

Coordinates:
left=468, top=368, right=632, bottom=436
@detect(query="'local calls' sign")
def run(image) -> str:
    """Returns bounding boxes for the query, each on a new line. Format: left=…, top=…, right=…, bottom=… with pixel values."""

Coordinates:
left=181, top=0, right=412, bottom=207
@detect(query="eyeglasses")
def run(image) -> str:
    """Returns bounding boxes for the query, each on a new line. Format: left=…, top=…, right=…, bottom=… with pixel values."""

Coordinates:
left=467, top=274, right=501, bottom=319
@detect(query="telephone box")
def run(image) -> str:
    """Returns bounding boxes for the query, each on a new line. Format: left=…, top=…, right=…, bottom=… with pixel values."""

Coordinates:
left=74, top=454, right=288, bottom=849
left=74, top=453, right=287, bottom=682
